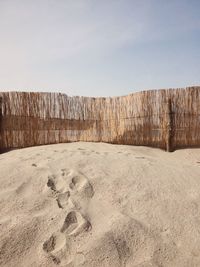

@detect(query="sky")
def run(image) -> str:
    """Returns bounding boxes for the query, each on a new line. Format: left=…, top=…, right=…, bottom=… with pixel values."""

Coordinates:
left=0, top=0, right=200, bottom=97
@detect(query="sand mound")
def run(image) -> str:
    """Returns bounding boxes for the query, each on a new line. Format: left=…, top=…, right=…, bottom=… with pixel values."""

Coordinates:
left=0, top=142, right=200, bottom=267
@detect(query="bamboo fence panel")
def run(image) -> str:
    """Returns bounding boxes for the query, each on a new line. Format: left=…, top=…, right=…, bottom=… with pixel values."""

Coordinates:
left=0, top=86, right=199, bottom=151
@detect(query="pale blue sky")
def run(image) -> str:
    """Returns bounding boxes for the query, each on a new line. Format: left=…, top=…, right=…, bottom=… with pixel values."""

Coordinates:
left=0, top=0, right=200, bottom=96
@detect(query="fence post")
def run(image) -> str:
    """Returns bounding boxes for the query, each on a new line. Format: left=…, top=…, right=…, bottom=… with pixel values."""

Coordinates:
left=0, top=97, right=2, bottom=152
left=166, top=98, right=173, bottom=152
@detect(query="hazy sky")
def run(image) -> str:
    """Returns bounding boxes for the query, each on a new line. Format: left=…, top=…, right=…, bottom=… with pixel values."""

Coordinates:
left=0, top=0, right=200, bottom=96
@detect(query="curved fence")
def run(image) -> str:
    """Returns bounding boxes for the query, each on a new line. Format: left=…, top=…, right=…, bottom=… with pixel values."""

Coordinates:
left=0, top=86, right=200, bottom=151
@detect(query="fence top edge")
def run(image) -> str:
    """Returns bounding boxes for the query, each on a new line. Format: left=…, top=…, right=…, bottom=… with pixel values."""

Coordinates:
left=0, top=86, right=199, bottom=100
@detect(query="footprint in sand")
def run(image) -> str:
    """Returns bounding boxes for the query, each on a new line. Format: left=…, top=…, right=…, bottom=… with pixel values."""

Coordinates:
left=61, top=210, right=91, bottom=236
left=47, top=173, right=68, bottom=194
left=43, top=211, right=91, bottom=265
left=46, top=173, right=72, bottom=209
left=69, top=174, right=94, bottom=199
left=43, top=232, right=70, bottom=265
left=46, top=169, right=95, bottom=210
left=44, top=170, right=93, bottom=265
left=47, top=175, right=57, bottom=192
left=56, top=191, right=70, bottom=209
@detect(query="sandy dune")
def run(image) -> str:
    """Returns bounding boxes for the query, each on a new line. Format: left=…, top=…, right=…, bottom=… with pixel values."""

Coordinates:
left=0, top=142, right=200, bottom=267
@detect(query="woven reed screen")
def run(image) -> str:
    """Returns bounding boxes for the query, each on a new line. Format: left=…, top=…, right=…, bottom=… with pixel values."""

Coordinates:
left=0, top=86, right=199, bottom=151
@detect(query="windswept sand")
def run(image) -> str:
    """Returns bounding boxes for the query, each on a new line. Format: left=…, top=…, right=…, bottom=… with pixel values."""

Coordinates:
left=0, top=142, right=200, bottom=267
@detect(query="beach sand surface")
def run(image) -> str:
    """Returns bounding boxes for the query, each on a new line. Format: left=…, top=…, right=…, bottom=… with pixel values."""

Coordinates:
left=0, top=142, right=200, bottom=267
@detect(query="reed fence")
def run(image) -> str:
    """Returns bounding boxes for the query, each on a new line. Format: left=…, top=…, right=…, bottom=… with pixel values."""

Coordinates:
left=0, top=86, right=199, bottom=152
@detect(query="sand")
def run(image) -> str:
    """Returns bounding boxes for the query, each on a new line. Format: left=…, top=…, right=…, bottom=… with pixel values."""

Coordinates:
left=0, top=142, right=200, bottom=267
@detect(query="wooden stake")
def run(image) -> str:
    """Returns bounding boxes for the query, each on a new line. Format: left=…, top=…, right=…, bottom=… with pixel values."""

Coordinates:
left=166, top=98, right=173, bottom=152
left=0, top=97, right=2, bottom=151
